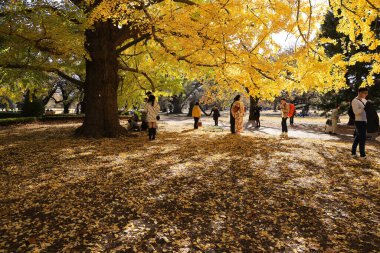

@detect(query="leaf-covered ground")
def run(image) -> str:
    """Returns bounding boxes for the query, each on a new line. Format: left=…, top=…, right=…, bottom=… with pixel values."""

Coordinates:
left=0, top=120, right=379, bottom=252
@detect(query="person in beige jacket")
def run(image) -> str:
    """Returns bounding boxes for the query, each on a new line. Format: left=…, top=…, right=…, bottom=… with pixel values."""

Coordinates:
left=279, top=98, right=290, bottom=138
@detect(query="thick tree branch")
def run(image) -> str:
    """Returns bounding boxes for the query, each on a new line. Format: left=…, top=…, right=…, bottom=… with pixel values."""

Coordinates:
left=116, top=33, right=151, bottom=54
left=365, top=0, right=380, bottom=11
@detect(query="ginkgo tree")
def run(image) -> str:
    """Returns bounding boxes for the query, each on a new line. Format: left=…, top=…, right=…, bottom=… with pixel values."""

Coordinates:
left=2, top=0, right=377, bottom=137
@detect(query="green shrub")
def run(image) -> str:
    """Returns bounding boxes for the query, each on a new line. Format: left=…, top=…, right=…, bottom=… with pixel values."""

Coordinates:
left=0, top=117, right=37, bottom=126
left=0, top=112, right=23, bottom=119
left=21, top=98, right=45, bottom=117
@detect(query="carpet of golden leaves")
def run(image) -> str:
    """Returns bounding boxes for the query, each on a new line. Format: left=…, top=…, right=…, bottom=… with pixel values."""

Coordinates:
left=0, top=122, right=379, bottom=252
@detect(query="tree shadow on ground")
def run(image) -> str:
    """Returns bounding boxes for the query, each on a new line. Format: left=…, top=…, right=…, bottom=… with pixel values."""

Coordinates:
left=0, top=126, right=379, bottom=252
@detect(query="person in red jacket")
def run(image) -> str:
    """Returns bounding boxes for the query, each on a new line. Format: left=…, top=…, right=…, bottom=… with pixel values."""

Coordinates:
left=288, top=103, right=296, bottom=126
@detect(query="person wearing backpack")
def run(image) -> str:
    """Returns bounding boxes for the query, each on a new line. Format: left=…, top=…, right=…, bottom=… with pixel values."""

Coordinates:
left=279, top=98, right=290, bottom=138
left=288, top=103, right=296, bottom=126
left=351, top=87, right=368, bottom=158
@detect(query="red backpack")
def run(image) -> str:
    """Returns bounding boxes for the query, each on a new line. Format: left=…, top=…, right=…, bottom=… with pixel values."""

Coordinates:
left=288, top=103, right=295, bottom=117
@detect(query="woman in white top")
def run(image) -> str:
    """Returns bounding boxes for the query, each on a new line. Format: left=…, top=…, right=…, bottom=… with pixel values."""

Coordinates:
left=144, top=95, right=160, bottom=140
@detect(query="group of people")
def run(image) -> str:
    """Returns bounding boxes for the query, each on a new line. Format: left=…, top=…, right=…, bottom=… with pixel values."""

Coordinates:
left=191, top=88, right=376, bottom=159
left=191, top=95, right=297, bottom=136
left=192, top=95, right=246, bottom=134
left=139, top=88, right=376, bottom=159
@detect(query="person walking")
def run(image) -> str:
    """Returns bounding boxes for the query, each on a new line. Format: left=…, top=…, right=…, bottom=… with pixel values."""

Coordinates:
left=192, top=102, right=202, bottom=129
left=279, top=98, right=290, bottom=138
left=331, top=104, right=340, bottom=135
left=211, top=106, right=221, bottom=126
left=145, top=95, right=160, bottom=140
left=231, top=95, right=245, bottom=134
left=351, top=87, right=368, bottom=158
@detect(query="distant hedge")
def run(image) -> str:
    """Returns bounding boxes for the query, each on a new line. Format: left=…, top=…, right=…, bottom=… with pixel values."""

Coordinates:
left=0, top=114, right=131, bottom=126
left=0, top=112, right=23, bottom=119
left=0, top=117, right=37, bottom=126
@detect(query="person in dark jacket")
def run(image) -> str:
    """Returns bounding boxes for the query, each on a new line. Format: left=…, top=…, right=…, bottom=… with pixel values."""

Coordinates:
left=252, top=105, right=262, bottom=128
left=211, top=106, right=221, bottom=126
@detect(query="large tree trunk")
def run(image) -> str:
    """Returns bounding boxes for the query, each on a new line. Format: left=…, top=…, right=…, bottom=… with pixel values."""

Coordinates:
left=249, top=96, right=259, bottom=121
left=75, top=21, right=126, bottom=137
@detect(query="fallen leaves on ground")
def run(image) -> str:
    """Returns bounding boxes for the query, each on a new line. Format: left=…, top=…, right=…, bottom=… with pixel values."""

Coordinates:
left=0, top=123, right=379, bottom=252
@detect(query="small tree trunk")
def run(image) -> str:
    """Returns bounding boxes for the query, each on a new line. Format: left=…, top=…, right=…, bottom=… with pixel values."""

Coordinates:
left=172, top=96, right=183, bottom=114
left=273, top=101, right=278, bottom=112
left=63, top=104, right=70, bottom=114
left=249, top=96, right=259, bottom=121
left=75, top=21, right=126, bottom=137
left=187, top=101, right=195, bottom=117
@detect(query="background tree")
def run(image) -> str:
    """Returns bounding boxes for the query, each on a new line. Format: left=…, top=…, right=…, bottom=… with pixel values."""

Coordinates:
left=318, top=10, right=380, bottom=116
left=1, top=0, right=366, bottom=137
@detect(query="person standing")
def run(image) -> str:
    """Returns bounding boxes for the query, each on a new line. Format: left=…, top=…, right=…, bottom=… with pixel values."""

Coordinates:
left=231, top=95, right=245, bottom=134
left=230, top=97, right=238, bottom=133
left=288, top=103, right=296, bottom=126
left=211, top=106, right=221, bottom=126
left=351, top=87, right=368, bottom=158
left=279, top=98, right=290, bottom=138
left=252, top=105, right=261, bottom=128
left=192, top=102, right=202, bottom=129
left=331, top=104, right=340, bottom=135
left=145, top=95, right=160, bottom=140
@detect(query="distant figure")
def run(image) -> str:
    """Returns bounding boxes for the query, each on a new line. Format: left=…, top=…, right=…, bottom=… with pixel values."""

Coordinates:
left=141, top=97, right=149, bottom=131
left=192, top=102, right=202, bottom=129
left=145, top=95, right=160, bottom=140
left=279, top=98, right=290, bottom=138
left=288, top=103, right=296, bottom=126
left=211, top=107, right=221, bottom=126
left=231, top=95, right=245, bottom=134
left=141, top=110, right=148, bottom=131
left=331, top=104, right=340, bottom=135
left=127, top=118, right=140, bottom=131
left=252, top=105, right=261, bottom=128
left=351, top=87, right=368, bottom=158
left=230, top=97, right=238, bottom=133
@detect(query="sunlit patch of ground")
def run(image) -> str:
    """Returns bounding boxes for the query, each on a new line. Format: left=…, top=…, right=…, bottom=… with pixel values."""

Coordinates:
left=0, top=122, right=379, bottom=252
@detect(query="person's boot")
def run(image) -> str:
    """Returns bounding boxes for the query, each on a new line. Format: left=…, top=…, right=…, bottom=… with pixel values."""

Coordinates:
left=152, top=128, right=156, bottom=140
left=148, top=128, right=153, bottom=140
left=284, top=133, right=289, bottom=138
